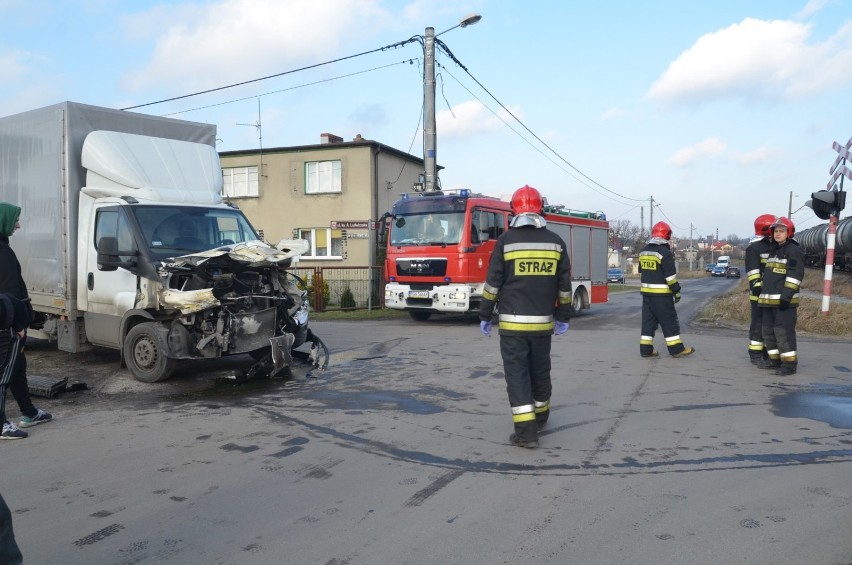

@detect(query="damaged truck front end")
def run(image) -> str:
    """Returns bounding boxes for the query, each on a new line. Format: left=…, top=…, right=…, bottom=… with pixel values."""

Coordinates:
left=114, top=239, right=329, bottom=383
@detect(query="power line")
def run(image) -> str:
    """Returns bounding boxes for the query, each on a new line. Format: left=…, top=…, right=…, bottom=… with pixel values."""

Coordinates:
left=162, top=59, right=416, bottom=117
left=435, top=39, right=645, bottom=204
left=120, top=38, right=417, bottom=111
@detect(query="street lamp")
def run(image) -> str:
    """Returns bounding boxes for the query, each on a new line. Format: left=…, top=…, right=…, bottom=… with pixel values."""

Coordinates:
left=423, top=13, right=482, bottom=192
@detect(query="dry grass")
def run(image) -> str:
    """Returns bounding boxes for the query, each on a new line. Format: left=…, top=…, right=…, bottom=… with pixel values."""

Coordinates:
left=698, top=271, right=852, bottom=337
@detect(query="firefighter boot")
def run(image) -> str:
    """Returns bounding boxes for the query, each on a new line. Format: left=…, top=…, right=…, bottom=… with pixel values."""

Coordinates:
left=672, top=346, right=695, bottom=358
left=775, top=361, right=797, bottom=376
left=510, top=420, right=539, bottom=449
left=748, top=351, right=764, bottom=365
left=757, top=358, right=780, bottom=370
left=509, top=433, right=539, bottom=449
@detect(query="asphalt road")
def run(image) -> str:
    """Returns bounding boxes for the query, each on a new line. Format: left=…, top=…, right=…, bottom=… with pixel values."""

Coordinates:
left=3, top=277, right=852, bottom=564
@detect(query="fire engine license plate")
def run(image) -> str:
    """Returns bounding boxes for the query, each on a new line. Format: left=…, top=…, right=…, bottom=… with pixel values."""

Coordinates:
left=408, top=290, right=430, bottom=298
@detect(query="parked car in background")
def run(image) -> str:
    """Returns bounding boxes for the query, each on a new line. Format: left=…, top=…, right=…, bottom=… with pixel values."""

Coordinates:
left=607, top=268, right=625, bottom=284
left=705, top=263, right=717, bottom=272
left=712, top=265, right=727, bottom=277
left=725, top=266, right=741, bottom=278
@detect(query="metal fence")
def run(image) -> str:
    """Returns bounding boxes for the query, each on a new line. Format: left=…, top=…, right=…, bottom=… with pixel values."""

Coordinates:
left=291, top=266, right=385, bottom=312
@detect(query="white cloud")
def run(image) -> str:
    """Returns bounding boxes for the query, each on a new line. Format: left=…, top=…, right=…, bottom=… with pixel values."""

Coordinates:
left=738, top=146, right=775, bottom=165
left=436, top=99, right=519, bottom=138
left=121, top=0, right=390, bottom=93
left=669, top=137, right=726, bottom=166
left=797, top=0, right=831, bottom=19
left=647, top=17, right=852, bottom=104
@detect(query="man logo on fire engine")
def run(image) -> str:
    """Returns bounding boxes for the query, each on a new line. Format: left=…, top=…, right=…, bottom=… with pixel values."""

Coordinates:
left=478, top=258, right=483, bottom=269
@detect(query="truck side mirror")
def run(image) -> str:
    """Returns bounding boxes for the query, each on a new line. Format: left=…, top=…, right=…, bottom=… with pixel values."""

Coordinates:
left=377, top=212, right=391, bottom=244
left=97, top=236, right=138, bottom=271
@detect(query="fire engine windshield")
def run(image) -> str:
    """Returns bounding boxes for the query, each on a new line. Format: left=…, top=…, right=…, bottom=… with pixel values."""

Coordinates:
left=390, top=212, right=466, bottom=246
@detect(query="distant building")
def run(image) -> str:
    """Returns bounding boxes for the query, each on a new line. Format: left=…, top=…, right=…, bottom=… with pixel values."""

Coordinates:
left=219, top=133, right=425, bottom=268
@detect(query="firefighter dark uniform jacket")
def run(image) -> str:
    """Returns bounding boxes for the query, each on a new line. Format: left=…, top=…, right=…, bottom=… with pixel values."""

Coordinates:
left=745, top=236, right=771, bottom=301
left=479, top=221, right=573, bottom=336
left=757, top=239, right=804, bottom=308
left=639, top=239, right=680, bottom=297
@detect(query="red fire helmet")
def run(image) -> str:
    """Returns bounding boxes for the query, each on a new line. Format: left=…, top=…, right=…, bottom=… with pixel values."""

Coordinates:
left=770, top=216, right=795, bottom=238
left=753, top=213, right=775, bottom=237
left=511, top=185, right=543, bottom=215
left=651, top=221, right=672, bottom=240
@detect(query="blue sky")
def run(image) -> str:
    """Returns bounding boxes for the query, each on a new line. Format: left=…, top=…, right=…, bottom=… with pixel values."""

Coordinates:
left=2, top=0, right=851, bottom=241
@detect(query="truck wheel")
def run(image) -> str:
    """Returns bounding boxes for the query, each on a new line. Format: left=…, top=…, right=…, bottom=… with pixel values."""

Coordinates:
left=408, top=311, right=432, bottom=321
left=572, top=289, right=584, bottom=312
left=124, top=322, right=176, bottom=383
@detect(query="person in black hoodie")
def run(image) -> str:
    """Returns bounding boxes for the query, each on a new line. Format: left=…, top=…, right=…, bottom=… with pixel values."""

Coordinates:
left=0, top=202, right=53, bottom=440
left=0, top=292, right=28, bottom=562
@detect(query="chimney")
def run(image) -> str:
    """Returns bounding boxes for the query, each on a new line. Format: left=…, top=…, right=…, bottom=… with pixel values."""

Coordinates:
left=353, top=134, right=364, bottom=141
left=320, top=133, right=343, bottom=144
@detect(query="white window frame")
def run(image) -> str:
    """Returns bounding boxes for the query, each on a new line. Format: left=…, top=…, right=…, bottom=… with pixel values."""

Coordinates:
left=298, top=228, right=344, bottom=260
left=305, top=160, right=342, bottom=194
left=222, top=166, right=259, bottom=198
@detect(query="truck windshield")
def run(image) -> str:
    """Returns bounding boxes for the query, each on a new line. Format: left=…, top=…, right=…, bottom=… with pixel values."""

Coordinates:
left=389, top=197, right=468, bottom=246
left=130, top=205, right=260, bottom=256
left=390, top=211, right=466, bottom=246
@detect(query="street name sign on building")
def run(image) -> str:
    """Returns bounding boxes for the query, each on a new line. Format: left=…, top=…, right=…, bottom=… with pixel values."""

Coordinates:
left=331, top=221, right=370, bottom=230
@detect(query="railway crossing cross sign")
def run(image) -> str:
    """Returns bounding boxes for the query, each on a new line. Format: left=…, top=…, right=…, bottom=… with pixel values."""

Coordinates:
left=818, top=136, right=852, bottom=314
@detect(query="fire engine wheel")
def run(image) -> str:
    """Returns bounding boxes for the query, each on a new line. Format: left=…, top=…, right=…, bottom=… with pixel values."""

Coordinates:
left=124, top=322, right=176, bottom=383
left=572, top=289, right=584, bottom=312
left=408, top=311, right=432, bottom=321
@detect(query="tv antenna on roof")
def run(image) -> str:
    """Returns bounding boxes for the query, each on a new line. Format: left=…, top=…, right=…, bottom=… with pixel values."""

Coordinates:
left=237, top=98, right=265, bottom=177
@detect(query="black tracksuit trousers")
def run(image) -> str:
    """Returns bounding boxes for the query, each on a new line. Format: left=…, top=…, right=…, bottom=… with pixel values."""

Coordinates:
left=0, top=331, right=35, bottom=425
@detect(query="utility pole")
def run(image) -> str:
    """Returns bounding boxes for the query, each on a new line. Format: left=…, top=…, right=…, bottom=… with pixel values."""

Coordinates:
left=788, top=190, right=793, bottom=217
left=423, top=26, right=437, bottom=192
left=649, top=196, right=654, bottom=228
left=422, top=14, right=481, bottom=192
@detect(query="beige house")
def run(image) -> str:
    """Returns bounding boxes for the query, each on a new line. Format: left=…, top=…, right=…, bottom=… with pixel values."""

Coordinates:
left=219, top=133, right=425, bottom=268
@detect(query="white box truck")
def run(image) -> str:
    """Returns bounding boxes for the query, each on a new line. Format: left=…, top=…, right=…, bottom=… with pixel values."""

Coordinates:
left=0, top=101, right=326, bottom=382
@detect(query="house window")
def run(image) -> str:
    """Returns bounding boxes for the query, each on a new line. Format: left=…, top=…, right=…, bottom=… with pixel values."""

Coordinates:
left=305, top=160, right=342, bottom=194
left=298, top=228, right=344, bottom=259
left=222, top=166, right=259, bottom=197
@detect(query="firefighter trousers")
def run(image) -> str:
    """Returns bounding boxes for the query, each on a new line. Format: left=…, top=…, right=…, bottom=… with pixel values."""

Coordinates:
left=748, top=300, right=766, bottom=360
left=499, top=334, right=552, bottom=442
left=640, top=294, right=685, bottom=356
left=761, top=307, right=798, bottom=364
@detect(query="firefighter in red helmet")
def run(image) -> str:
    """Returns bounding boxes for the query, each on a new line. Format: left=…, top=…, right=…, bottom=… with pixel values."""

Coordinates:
left=479, top=185, right=574, bottom=449
left=756, top=216, right=804, bottom=375
left=744, top=214, right=775, bottom=364
left=638, top=221, right=694, bottom=357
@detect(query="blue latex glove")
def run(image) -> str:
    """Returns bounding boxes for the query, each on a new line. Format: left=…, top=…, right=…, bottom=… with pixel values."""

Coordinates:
left=554, top=321, right=569, bottom=335
left=480, top=320, right=492, bottom=337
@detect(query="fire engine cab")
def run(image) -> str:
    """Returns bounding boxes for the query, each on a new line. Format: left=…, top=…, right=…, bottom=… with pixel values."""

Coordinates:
left=382, top=189, right=609, bottom=321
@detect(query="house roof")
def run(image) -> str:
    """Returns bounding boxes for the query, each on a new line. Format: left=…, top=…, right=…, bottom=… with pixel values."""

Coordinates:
left=220, top=137, right=426, bottom=165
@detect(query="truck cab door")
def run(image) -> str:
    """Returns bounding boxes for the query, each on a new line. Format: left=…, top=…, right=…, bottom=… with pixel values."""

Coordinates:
left=469, top=208, right=506, bottom=277
left=84, top=205, right=139, bottom=347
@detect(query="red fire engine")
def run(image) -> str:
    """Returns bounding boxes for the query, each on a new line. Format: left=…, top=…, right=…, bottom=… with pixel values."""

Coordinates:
left=382, top=189, right=609, bottom=320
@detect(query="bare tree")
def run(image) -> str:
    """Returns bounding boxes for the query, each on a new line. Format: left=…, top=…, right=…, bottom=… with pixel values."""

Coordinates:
left=609, top=219, right=642, bottom=252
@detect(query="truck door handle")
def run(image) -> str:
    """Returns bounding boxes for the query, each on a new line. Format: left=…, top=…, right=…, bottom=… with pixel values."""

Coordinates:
left=88, top=272, right=94, bottom=291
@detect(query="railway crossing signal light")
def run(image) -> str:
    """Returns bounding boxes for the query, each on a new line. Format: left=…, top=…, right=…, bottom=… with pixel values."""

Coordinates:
left=808, top=190, right=846, bottom=220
